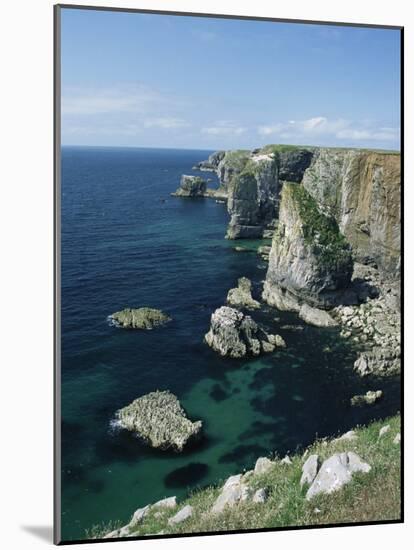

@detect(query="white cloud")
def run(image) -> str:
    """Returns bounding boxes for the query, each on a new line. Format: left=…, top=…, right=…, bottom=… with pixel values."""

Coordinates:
left=202, top=121, right=247, bottom=136
left=62, top=85, right=165, bottom=116
left=257, top=116, right=399, bottom=143
left=144, top=117, right=190, bottom=129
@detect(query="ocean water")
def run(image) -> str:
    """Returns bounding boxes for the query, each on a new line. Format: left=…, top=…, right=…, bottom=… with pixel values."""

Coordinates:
left=60, top=146, right=400, bottom=541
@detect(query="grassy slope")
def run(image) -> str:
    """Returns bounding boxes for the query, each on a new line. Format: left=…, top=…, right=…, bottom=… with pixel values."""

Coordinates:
left=91, top=414, right=401, bottom=539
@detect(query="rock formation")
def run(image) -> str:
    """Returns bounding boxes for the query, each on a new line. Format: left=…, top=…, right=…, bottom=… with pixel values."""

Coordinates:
left=263, top=183, right=354, bottom=311
left=305, top=451, right=371, bottom=500
left=298, top=303, right=338, bottom=327
left=204, top=306, right=286, bottom=358
left=226, top=277, right=260, bottom=310
left=193, top=150, right=225, bottom=172
left=172, top=175, right=207, bottom=197
left=350, top=390, right=383, bottom=406
left=302, top=149, right=401, bottom=276
left=226, top=153, right=280, bottom=239
left=116, top=390, right=202, bottom=452
left=110, top=307, right=171, bottom=329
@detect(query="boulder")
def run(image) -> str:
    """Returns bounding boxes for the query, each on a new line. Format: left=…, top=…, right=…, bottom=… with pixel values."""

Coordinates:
left=306, top=452, right=371, bottom=500
left=393, top=433, right=401, bottom=445
left=227, top=277, right=260, bottom=310
left=350, top=390, right=383, bottom=406
left=110, top=307, right=171, bottom=330
left=204, top=306, right=285, bottom=358
left=300, top=454, right=319, bottom=487
left=379, top=425, right=390, bottom=438
left=116, top=390, right=202, bottom=452
left=254, top=457, right=273, bottom=475
left=263, top=183, right=354, bottom=311
left=168, top=505, right=193, bottom=526
left=299, top=304, right=338, bottom=327
left=152, top=496, right=177, bottom=509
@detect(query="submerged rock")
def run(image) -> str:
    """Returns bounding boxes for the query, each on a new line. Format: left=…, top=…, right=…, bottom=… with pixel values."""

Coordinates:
left=116, top=390, right=202, bottom=452
left=172, top=175, right=207, bottom=197
left=306, top=451, right=371, bottom=500
left=110, top=307, right=171, bottom=330
left=350, top=390, right=383, bottom=406
left=204, top=306, right=285, bottom=358
left=227, top=277, right=260, bottom=310
left=263, top=183, right=354, bottom=311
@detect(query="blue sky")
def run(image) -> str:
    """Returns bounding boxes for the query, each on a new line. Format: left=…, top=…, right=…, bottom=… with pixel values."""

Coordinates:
left=61, top=8, right=401, bottom=150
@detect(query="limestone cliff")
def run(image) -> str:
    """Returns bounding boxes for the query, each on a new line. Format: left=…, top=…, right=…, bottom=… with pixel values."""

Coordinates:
left=262, top=183, right=354, bottom=310
left=223, top=146, right=313, bottom=239
left=302, top=149, right=401, bottom=276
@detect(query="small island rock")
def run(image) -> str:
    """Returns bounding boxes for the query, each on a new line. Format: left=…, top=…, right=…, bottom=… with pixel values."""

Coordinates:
left=204, top=306, right=285, bottom=358
left=172, top=175, right=207, bottom=197
left=116, top=390, right=202, bottom=452
left=110, top=307, right=171, bottom=330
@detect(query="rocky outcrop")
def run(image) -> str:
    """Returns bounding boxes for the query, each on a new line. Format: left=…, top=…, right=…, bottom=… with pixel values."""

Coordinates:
left=333, top=263, right=400, bottom=376
left=350, top=390, right=383, bottom=406
left=305, top=452, right=371, bottom=500
left=110, top=307, right=171, bottom=330
left=302, top=149, right=401, bottom=276
left=116, top=391, right=202, bottom=452
left=204, top=306, right=286, bottom=358
left=193, top=150, right=225, bottom=172
left=263, top=183, right=354, bottom=311
left=226, top=277, right=260, bottom=310
left=168, top=505, right=193, bottom=526
left=172, top=175, right=207, bottom=197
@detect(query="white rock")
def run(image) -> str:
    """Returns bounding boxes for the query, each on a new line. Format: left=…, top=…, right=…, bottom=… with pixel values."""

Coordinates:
left=211, top=483, right=243, bottom=514
left=300, top=454, right=319, bottom=487
left=379, top=425, right=391, bottom=438
left=223, top=474, right=242, bottom=488
left=393, top=433, right=401, bottom=445
left=254, top=457, right=273, bottom=475
left=152, top=496, right=177, bottom=509
left=281, top=455, right=292, bottom=465
left=252, top=488, right=268, bottom=503
left=306, top=452, right=371, bottom=500
left=334, top=430, right=358, bottom=442
left=129, top=505, right=150, bottom=526
left=168, top=505, right=193, bottom=525
left=299, top=304, right=338, bottom=327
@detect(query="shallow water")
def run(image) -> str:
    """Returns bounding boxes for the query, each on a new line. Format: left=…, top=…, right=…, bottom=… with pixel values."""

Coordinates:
left=60, top=146, right=400, bottom=540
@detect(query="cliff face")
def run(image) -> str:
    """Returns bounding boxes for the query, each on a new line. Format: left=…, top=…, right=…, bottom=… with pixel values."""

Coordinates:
left=222, top=147, right=314, bottom=239
left=302, top=149, right=401, bottom=276
left=262, top=183, right=354, bottom=310
left=226, top=153, right=279, bottom=239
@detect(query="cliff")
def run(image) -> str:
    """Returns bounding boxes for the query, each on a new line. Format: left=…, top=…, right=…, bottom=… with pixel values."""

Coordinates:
left=262, top=183, right=354, bottom=310
left=217, top=146, right=313, bottom=239
left=302, top=149, right=401, bottom=276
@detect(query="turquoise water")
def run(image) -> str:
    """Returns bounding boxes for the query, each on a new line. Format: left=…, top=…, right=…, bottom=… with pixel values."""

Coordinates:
left=60, top=146, right=400, bottom=541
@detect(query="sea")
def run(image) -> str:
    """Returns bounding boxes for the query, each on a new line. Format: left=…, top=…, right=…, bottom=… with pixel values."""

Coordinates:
left=60, top=146, right=400, bottom=540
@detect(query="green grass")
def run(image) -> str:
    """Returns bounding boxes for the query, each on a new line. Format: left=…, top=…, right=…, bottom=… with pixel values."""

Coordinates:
left=92, top=414, right=401, bottom=539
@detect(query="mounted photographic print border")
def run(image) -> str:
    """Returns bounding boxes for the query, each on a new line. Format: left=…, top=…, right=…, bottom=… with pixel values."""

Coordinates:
left=54, top=3, right=404, bottom=545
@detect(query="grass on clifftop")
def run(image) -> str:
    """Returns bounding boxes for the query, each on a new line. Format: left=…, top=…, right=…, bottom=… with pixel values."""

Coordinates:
left=90, top=414, right=401, bottom=540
